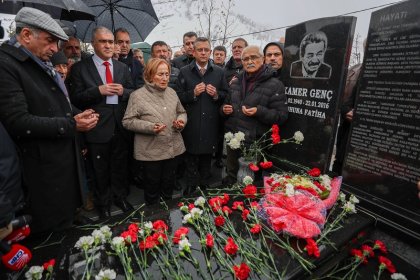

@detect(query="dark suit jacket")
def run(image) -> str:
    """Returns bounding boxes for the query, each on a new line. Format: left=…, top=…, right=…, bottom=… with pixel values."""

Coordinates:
left=68, top=56, right=134, bottom=143
left=176, top=61, right=228, bottom=154
left=0, top=43, right=83, bottom=233
left=290, top=60, right=331, bottom=79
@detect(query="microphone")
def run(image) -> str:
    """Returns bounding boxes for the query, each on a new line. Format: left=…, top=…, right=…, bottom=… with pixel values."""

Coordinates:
left=0, top=242, right=32, bottom=271
left=4, top=215, right=32, bottom=244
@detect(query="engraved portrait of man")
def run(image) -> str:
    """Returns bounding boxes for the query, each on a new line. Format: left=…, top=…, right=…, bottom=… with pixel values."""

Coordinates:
left=290, top=31, right=332, bottom=79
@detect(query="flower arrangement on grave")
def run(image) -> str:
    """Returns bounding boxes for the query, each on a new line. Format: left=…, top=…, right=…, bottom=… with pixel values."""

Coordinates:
left=23, top=170, right=406, bottom=280
left=224, top=124, right=304, bottom=171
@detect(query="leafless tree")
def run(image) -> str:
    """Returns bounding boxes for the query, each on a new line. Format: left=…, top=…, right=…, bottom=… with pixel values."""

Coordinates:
left=350, top=33, right=362, bottom=66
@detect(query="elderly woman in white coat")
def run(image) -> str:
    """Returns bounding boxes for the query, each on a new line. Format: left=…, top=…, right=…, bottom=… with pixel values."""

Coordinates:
left=123, top=58, right=187, bottom=205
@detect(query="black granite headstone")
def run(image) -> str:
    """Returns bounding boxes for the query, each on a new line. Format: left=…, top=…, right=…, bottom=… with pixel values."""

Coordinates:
left=342, top=0, right=420, bottom=235
left=274, top=16, right=356, bottom=173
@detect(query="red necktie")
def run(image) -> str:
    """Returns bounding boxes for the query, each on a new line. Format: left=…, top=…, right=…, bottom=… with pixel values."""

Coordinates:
left=103, top=61, right=113, bottom=83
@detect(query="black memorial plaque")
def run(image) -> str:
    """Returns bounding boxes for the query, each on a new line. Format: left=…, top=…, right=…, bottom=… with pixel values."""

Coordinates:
left=274, top=16, right=356, bottom=172
left=342, top=0, right=420, bottom=234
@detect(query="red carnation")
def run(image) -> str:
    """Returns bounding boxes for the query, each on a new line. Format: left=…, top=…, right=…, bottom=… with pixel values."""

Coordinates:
left=152, top=232, right=167, bottom=244
left=307, top=167, right=321, bottom=177
left=206, top=233, right=214, bottom=248
left=178, top=202, right=184, bottom=207
left=373, top=240, right=387, bottom=254
left=232, top=201, right=244, bottom=211
left=153, top=220, right=168, bottom=232
left=350, top=249, right=367, bottom=264
left=305, top=238, right=320, bottom=258
left=43, top=259, right=55, bottom=271
left=224, top=237, right=238, bottom=255
left=128, top=223, right=139, bottom=233
left=361, top=245, right=374, bottom=258
left=271, top=134, right=281, bottom=144
left=214, top=215, right=225, bottom=227
left=271, top=124, right=279, bottom=135
left=222, top=193, right=230, bottom=205
left=188, top=203, right=195, bottom=211
left=209, top=197, right=224, bottom=212
left=250, top=201, right=259, bottom=210
left=233, top=263, right=251, bottom=280
left=241, top=209, right=250, bottom=221
left=378, top=256, right=396, bottom=274
left=250, top=224, right=261, bottom=234
left=259, top=161, right=273, bottom=169
left=139, top=236, right=158, bottom=251
left=259, top=188, right=266, bottom=195
left=222, top=206, right=232, bottom=215
left=121, top=230, right=138, bottom=243
left=173, top=227, right=189, bottom=244
left=248, top=163, right=259, bottom=172
left=243, top=184, right=257, bottom=199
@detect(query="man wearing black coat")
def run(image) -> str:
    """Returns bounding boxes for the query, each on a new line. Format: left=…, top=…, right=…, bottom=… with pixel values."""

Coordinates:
left=222, top=46, right=288, bottom=184
left=69, top=27, right=135, bottom=219
left=0, top=122, right=23, bottom=239
left=114, top=28, right=144, bottom=89
left=172, top=31, right=197, bottom=69
left=177, top=37, right=229, bottom=194
left=224, top=38, right=248, bottom=85
left=0, top=8, right=98, bottom=233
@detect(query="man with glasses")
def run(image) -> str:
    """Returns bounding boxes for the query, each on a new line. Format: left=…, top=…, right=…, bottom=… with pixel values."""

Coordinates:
left=264, top=41, right=284, bottom=80
left=172, top=31, right=197, bottom=69
left=69, top=27, right=135, bottom=219
left=221, top=46, right=288, bottom=185
left=177, top=37, right=229, bottom=194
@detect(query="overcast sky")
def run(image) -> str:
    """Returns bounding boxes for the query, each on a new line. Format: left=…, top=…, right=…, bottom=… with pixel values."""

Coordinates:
left=146, top=0, right=401, bottom=50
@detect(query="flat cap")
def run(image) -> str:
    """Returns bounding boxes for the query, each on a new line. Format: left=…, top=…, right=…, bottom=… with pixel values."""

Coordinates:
left=15, top=7, right=68, bottom=41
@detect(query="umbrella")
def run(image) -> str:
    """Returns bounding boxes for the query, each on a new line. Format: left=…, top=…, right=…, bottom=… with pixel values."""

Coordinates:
left=0, top=0, right=96, bottom=21
left=63, top=0, right=159, bottom=43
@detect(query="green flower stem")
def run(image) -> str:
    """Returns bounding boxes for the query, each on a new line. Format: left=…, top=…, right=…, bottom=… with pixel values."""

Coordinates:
left=261, top=224, right=315, bottom=272
left=130, top=242, right=149, bottom=280
left=81, top=249, right=90, bottom=280
left=317, top=209, right=348, bottom=245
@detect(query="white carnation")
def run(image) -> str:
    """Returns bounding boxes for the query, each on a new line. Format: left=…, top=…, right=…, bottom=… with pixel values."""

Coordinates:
left=190, top=207, right=203, bottom=219
left=391, top=273, right=407, bottom=280
left=293, top=131, right=304, bottom=143
left=182, top=213, right=192, bottom=224
left=349, top=195, right=359, bottom=204
left=144, top=221, right=153, bottom=230
left=319, top=175, right=331, bottom=189
left=243, top=176, right=254, bottom=185
left=111, top=236, right=125, bottom=249
left=343, top=201, right=356, bottom=213
left=228, top=138, right=241, bottom=149
left=75, top=236, right=94, bottom=250
left=178, top=237, right=192, bottom=252
left=224, top=132, right=234, bottom=141
left=25, top=266, right=44, bottom=280
left=194, top=196, right=206, bottom=207
left=100, top=225, right=112, bottom=239
left=91, top=229, right=106, bottom=244
left=95, top=268, right=117, bottom=280
left=235, top=131, right=245, bottom=142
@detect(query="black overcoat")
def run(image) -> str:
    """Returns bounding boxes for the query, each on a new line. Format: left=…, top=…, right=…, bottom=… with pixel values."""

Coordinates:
left=176, top=61, right=228, bottom=154
left=0, top=44, right=83, bottom=233
left=223, top=66, right=289, bottom=144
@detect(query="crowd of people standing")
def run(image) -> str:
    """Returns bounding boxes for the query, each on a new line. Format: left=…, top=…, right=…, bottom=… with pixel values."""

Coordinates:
left=0, top=7, right=290, bottom=236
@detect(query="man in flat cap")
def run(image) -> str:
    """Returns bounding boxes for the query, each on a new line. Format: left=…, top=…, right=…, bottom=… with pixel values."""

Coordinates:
left=0, top=7, right=99, bottom=233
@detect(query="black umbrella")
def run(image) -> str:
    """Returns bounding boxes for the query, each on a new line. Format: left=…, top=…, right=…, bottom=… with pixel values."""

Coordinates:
left=0, top=0, right=96, bottom=21
left=63, top=0, right=159, bottom=43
